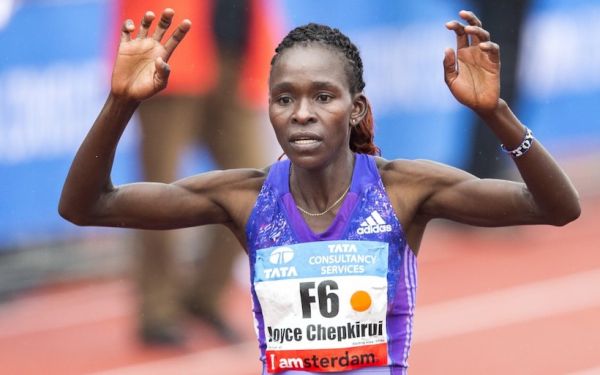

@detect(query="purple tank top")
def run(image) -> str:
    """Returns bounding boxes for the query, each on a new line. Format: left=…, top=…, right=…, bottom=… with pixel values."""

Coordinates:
left=246, top=154, right=417, bottom=375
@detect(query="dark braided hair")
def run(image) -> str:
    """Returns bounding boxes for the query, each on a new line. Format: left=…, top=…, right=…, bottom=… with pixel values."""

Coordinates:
left=271, top=23, right=380, bottom=156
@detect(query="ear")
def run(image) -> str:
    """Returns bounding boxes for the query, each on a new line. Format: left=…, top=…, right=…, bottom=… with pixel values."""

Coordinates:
left=350, top=93, right=368, bottom=126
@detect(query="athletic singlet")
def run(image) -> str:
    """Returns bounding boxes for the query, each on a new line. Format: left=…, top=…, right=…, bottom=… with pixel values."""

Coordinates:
left=245, top=154, right=417, bottom=375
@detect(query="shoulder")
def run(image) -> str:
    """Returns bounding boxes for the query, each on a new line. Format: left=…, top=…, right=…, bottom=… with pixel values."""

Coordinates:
left=374, top=156, right=467, bottom=187
left=174, top=167, right=269, bottom=194
left=373, top=156, right=474, bottom=217
left=176, top=167, right=271, bottom=232
left=173, top=167, right=270, bottom=218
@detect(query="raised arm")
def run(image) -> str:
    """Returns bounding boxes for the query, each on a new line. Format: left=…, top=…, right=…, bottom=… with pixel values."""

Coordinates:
left=59, top=9, right=258, bottom=231
left=416, top=10, right=580, bottom=227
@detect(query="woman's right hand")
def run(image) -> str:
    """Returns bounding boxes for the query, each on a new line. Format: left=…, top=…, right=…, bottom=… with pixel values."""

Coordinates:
left=111, top=9, right=191, bottom=101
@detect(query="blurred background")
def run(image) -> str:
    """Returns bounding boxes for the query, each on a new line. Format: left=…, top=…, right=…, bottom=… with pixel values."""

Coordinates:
left=0, top=0, right=599, bottom=374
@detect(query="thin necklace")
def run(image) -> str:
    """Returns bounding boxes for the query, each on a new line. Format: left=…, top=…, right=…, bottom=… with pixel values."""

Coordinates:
left=296, top=184, right=351, bottom=217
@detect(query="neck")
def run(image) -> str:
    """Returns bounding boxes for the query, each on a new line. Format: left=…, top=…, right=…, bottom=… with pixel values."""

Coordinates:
left=290, top=152, right=355, bottom=214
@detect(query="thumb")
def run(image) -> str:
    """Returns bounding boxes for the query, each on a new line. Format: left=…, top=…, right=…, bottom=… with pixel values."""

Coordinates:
left=154, top=56, right=171, bottom=90
left=443, top=47, right=457, bottom=86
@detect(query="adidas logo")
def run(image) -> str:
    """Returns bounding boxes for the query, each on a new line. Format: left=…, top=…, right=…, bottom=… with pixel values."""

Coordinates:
left=357, top=211, right=392, bottom=235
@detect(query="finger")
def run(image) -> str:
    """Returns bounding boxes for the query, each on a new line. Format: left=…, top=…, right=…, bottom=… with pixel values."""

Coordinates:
left=479, top=41, right=500, bottom=64
left=154, top=57, right=171, bottom=90
left=137, top=11, right=155, bottom=39
left=459, top=10, right=483, bottom=28
left=152, top=8, right=175, bottom=42
left=464, top=25, right=490, bottom=45
left=443, top=47, right=458, bottom=85
left=445, top=20, right=468, bottom=49
left=121, top=19, right=134, bottom=43
left=164, top=19, right=192, bottom=61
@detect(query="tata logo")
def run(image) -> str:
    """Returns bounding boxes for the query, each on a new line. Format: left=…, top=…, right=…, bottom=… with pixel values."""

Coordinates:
left=269, top=247, right=295, bottom=265
left=263, top=266, right=298, bottom=279
left=264, top=247, right=297, bottom=280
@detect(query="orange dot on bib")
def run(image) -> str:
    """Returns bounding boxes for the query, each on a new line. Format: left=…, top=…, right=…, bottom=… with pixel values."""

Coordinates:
left=350, top=290, right=372, bottom=312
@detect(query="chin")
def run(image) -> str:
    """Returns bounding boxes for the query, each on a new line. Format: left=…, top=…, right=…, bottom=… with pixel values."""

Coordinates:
left=290, top=151, right=352, bottom=172
left=285, top=151, right=328, bottom=170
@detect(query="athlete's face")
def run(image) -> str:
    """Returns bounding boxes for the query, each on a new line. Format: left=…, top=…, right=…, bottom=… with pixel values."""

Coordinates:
left=269, top=44, right=364, bottom=170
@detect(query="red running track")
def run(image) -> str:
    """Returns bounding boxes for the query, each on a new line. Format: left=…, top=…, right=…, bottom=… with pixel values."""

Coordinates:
left=0, top=197, right=598, bottom=375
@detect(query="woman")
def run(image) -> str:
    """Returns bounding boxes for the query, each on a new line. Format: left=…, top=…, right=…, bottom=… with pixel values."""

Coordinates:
left=59, top=8, right=580, bottom=374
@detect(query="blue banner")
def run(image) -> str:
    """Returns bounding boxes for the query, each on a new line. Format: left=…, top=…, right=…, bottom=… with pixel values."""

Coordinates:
left=279, top=0, right=600, bottom=160
left=517, top=0, right=600, bottom=155
left=1, top=0, right=598, bottom=250
left=0, top=0, right=138, bottom=249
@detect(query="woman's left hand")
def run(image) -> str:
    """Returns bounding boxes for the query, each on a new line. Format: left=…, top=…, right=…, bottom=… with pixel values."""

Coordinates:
left=444, top=10, right=500, bottom=114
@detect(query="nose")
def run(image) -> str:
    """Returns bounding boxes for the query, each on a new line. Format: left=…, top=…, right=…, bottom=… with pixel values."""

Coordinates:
left=292, top=98, right=316, bottom=125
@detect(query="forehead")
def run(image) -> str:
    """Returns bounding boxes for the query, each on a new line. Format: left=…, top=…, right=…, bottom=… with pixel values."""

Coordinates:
left=270, top=44, right=350, bottom=90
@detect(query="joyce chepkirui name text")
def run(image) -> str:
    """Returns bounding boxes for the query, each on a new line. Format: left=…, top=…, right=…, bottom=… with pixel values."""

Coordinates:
left=267, top=321, right=384, bottom=344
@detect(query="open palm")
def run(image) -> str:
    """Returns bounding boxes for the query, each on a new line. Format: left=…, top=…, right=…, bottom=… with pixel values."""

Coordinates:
left=443, top=11, right=500, bottom=113
left=111, top=9, right=190, bottom=101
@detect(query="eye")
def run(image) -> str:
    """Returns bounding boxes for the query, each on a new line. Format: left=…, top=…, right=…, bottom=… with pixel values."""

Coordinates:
left=316, top=93, right=333, bottom=103
left=276, top=96, right=292, bottom=105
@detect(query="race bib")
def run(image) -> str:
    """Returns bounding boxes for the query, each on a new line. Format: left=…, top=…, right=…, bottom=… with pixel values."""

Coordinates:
left=254, top=240, right=389, bottom=373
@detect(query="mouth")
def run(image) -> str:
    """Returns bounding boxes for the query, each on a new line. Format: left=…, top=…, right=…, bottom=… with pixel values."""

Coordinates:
left=292, top=139, right=319, bottom=145
left=289, top=132, right=322, bottom=149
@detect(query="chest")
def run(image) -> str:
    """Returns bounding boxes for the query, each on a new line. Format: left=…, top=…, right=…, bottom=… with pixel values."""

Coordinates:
left=248, top=184, right=404, bottom=252
left=302, top=213, right=337, bottom=234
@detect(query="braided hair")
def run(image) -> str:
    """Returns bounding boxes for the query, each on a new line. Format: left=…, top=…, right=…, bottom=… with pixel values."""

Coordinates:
left=271, top=23, right=380, bottom=156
